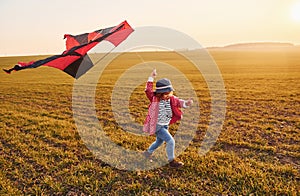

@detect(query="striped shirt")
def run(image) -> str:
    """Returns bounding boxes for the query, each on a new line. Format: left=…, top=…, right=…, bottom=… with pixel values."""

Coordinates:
left=157, top=99, right=172, bottom=125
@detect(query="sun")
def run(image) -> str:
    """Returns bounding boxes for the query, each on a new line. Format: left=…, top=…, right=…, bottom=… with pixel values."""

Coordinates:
left=291, top=2, right=300, bottom=22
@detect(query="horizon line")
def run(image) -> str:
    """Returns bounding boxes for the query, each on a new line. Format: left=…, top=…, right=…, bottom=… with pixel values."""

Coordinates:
left=0, top=41, right=299, bottom=57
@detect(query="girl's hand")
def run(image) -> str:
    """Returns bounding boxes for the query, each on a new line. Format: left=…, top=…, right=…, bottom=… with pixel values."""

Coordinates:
left=150, top=68, right=157, bottom=78
left=186, top=98, right=193, bottom=106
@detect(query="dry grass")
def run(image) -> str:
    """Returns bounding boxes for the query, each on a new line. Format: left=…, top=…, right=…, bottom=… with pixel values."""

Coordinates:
left=0, top=48, right=299, bottom=195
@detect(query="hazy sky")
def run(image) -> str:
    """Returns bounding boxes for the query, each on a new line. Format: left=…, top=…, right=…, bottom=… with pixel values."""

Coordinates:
left=1, top=0, right=300, bottom=56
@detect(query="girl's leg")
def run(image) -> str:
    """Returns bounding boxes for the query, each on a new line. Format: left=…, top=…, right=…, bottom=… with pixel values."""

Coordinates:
left=155, top=125, right=175, bottom=161
left=148, top=137, right=164, bottom=153
left=147, top=124, right=165, bottom=153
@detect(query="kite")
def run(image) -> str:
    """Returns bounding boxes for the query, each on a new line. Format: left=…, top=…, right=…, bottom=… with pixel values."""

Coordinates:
left=3, top=21, right=134, bottom=79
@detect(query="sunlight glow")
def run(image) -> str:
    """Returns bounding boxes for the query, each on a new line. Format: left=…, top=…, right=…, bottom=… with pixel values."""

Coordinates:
left=291, top=2, right=300, bottom=22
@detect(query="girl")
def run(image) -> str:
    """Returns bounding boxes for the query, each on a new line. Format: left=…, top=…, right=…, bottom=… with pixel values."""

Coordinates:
left=143, top=69, right=193, bottom=168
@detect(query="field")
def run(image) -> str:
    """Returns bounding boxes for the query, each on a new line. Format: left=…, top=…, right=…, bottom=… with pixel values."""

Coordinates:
left=0, top=48, right=299, bottom=195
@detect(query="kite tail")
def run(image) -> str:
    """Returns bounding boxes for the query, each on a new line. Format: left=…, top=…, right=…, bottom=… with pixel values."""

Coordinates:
left=3, top=64, right=22, bottom=74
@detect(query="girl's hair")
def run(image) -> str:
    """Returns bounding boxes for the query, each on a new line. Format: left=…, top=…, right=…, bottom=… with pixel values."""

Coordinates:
left=154, top=91, right=174, bottom=99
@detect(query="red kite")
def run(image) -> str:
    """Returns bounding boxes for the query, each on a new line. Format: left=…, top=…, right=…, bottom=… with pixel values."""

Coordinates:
left=3, top=21, right=134, bottom=78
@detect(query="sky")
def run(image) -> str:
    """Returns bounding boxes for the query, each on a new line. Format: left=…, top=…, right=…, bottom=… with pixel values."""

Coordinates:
left=0, top=0, right=300, bottom=56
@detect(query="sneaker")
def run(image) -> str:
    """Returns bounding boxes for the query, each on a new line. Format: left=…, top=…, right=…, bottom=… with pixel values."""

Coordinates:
left=169, top=159, right=184, bottom=168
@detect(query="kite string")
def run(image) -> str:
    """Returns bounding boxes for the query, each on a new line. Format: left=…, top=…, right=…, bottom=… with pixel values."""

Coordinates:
left=135, top=52, right=153, bottom=68
left=94, top=48, right=146, bottom=68
left=94, top=49, right=154, bottom=73
left=93, top=46, right=116, bottom=65
left=135, top=52, right=156, bottom=74
left=135, top=52, right=145, bottom=64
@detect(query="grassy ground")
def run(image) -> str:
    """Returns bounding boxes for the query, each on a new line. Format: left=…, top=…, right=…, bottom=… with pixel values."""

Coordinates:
left=0, top=49, right=299, bottom=195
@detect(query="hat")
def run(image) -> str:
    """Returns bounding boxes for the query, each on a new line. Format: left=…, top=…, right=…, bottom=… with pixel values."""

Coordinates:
left=155, top=78, right=174, bottom=93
